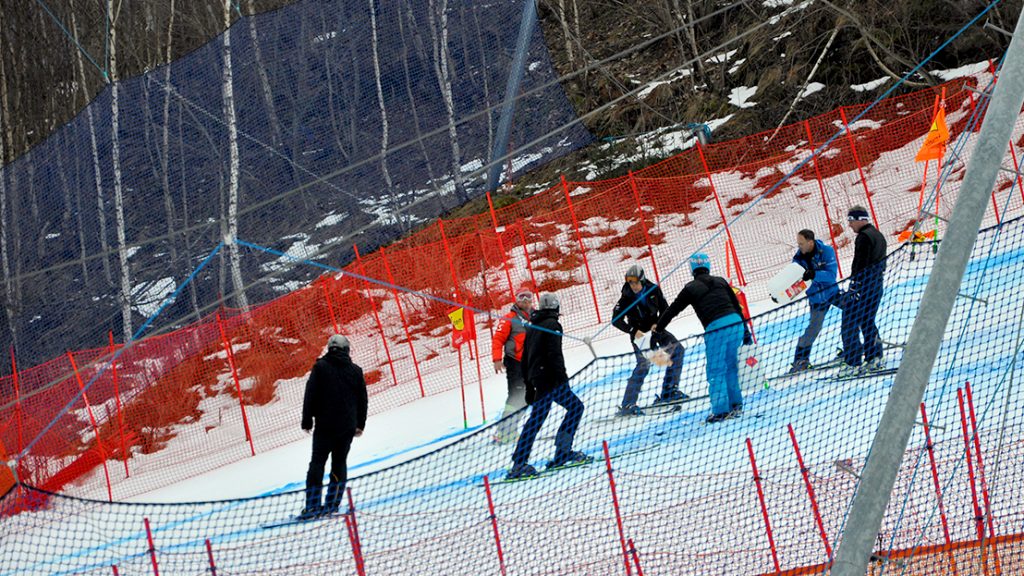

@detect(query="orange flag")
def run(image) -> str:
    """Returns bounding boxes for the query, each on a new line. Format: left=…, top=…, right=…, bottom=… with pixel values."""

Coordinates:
left=915, top=107, right=949, bottom=162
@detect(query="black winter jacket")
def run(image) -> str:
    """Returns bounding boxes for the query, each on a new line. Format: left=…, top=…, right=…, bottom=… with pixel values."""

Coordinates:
left=851, top=224, right=887, bottom=287
left=301, top=348, right=368, bottom=434
left=656, top=270, right=744, bottom=330
left=520, top=309, right=568, bottom=400
left=612, top=279, right=669, bottom=336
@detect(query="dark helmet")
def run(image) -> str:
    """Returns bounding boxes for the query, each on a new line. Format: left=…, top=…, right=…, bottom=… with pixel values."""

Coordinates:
left=624, top=264, right=645, bottom=283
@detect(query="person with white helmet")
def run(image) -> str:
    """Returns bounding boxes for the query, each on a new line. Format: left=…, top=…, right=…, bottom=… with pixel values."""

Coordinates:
left=299, top=334, right=368, bottom=519
left=506, top=292, right=589, bottom=479
left=611, top=263, right=686, bottom=416
left=653, top=253, right=750, bottom=424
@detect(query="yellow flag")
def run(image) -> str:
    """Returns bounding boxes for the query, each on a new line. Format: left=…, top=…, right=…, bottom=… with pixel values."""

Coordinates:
left=915, top=107, right=949, bottom=162
left=447, top=307, right=465, bottom=331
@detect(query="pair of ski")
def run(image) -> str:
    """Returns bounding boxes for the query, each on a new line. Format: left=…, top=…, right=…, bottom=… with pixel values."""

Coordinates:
left=261, top=510, right=350, bottom=530
left=489, top=445, right=656, bottom=486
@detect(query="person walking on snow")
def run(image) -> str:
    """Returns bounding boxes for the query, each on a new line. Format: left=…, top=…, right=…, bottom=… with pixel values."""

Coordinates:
left=299, top=334, right=368, bottom=519
left=840, top=206, right=887, bottom=374
left=490, top=289, right=534, bottom=443
left=611, top=264, right=687, bottom=416
left=789, top=229, right=840, bottom=373
left=507, top=292, right=589, bottom=479
left=653, top=253, right=751, bottom=424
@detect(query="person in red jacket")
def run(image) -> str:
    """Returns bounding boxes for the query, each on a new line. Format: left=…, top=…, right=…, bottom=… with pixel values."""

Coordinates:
left=490, top=290, right=534, bottom=443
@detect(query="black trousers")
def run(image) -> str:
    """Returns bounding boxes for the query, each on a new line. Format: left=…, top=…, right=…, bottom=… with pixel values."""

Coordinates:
left=305, top=427, right=355, bottom=503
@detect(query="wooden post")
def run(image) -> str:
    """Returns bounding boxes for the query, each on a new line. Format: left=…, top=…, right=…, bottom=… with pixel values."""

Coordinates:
left=746, top=438, right=781, bottom=574
left=66, top=352, right=113, bottom=502
left=803, top=120, right=845, bottom=278
left=354, top=245, right=399, bottom=388
left=838, top=107, right=881, bottom=229
left=628, top=171, right=661, bottom=283
left=561, top=175, right=603, bottom=322
left=107, top=332, right=131, bottom=478
left=696, top=143, right=746, bottom=286
left=215, top=314, right=256, bottom=457
left=483, top=475, right=508, bottom=575
left=380, top=247, right=426, bottom=397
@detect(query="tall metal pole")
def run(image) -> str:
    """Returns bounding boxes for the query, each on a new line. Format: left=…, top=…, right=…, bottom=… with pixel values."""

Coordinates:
left=486, top=0, right=538, bottom=193
left=831, top=11, right=1024, bottom=575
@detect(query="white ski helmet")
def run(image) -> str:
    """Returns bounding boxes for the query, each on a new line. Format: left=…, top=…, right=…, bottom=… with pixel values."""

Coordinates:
left=327, top=334, right=350, bottom=350
left=537, top=292, right=560, bottom=312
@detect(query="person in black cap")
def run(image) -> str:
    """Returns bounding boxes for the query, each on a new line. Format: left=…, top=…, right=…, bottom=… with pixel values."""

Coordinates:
left=840, top=206, right=887, bottom=375
left=299, top=334, right=368, bottom=519
left=506, top=292, right=589, bottom=479
left=611, top=263, right=686, bottom=416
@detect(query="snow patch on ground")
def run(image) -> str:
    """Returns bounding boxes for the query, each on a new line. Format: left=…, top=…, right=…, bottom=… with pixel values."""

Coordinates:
left=728, top=86, right=758, bottom=108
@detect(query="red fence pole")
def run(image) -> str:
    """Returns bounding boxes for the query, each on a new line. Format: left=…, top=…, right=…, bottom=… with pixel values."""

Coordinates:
left=787, top=423, right=832, bottom=559
left=354, top=245, right=399, bottom=388
left=919, top=403, right=958, bottom=576
left=486, top=192, right=517, bottom=301
left=627, top=538, right=645, bottom=576
left=561, top=175, right=603, bottom=323
left=344, top=514, right=367, bottom=576
left=695, top=143, right=746, bottom=286
left=628, top=171, right=661, bottom=283
left=215, top=313, right=256, bottom=457
left=321, top=276, right=340, bottom=333
left=346, top=487, right=364, bottom=568
left=472, top=337, right=486, bottom=424
left=143, top=517, right=160, bottom=576
left=973, top=65, right=1024, bottom=209
left=514, top=222, right=539, bottom=294
left=66, top=352, right=113, bottom=502
left=838, top=107, right=880, bottom=229
left=205, top=538, right=218, bottom=576
left=10, top=348, right=23, bottom=466
left=482, top=475, right=508, bottom=576
left=957, top=388, right=987, bottom=548
left=602, top=440, right=632, bottom=576
left=746, top=438, right=781, bottom=574
left=107, top=332, right=130, bottom=478
left=438, top=219, right=464, bottom=303
left=965, top=382, right=1002, bottom=574
left=380, top=247, right=426, bottom=398
left=111, top=565, right=119, bottom=576
left=803, top=121, right=845, bottom=278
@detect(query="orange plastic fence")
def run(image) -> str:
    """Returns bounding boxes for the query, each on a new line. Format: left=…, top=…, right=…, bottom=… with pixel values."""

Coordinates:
left=6, top=75, right=1021, bottom=502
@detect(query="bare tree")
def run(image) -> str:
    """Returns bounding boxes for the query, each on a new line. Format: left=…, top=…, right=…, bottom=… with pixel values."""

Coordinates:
left=0, top=10, right=15, bottom=351
left=398, top=3, right=441, bottom=194
left=556, top=0, right=575, bottom=65
left=369, top=0, right=402, bottom=228
left=108, top=0, right=134, bottom=341
left=70, top=4, right=113, bottom=287
left=427, top=0, right=467, bottom=203
left=247, top=0, right=282, bottom=148
left=222, top=0, right=248, bottom=310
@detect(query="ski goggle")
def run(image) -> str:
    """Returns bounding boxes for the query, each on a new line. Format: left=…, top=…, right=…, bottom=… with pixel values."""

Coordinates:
left=516, top=292, right=534, bottom=301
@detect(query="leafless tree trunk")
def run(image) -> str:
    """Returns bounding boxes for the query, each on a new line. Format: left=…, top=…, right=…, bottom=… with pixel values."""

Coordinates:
left=222, top=0, right=248, bottom=310
left=471, top=5, right=494, bottom=159
left=247, top=0, right=282, bottom=148
left=398, top=3, right=441, bottom=194
left=71, top=6, right=113, bottom=287
left=427, top=0, right=467, bottom=202
left=161, top=0, right=179, bottom=271
left=556, top=0, right=575, bottom=65
left=673, top=0, right=707, bottom=87
left=109, top=0, right=134, bottom=341
left=0, top=24, right=15, bottom=351
left=369, top=0, right=401, bottom=228
left=177, top=103, right=202, bottom=320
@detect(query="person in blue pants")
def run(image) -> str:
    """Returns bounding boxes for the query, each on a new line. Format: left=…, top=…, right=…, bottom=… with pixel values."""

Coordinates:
left=653, top=253, right=750, bottom=423
left=507, top=292, right=589, bottom=479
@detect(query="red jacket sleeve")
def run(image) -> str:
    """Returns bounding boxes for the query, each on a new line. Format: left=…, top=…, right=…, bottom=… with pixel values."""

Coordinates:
left=492, top=312, right=513, bottom=362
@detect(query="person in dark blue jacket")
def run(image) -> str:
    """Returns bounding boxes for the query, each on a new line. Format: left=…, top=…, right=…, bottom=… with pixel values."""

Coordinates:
left=840, top=206, right=887, bottom=374
left=790, top=229, right=840, bottom=373
left=611, top=264, right=686, bottom=416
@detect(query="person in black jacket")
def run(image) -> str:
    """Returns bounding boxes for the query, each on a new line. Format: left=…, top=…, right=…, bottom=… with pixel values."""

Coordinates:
left=612, top=264, right=686, bottom=416
left=299, top=334, right=368, bottom=519
left=506, top=292, right=589, bottom=479
left=840, top=206, right=888, bottom=374
left=653, top=253, right=750, bottom=423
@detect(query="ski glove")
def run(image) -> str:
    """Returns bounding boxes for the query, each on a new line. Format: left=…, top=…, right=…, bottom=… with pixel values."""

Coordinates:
left=302, top=418, right=313, bottom=432
left=802, top=268, right=815, bottom=281
left=742, top=330, right=753, bottom=346
left=525, top=385, right=537, bottom=405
